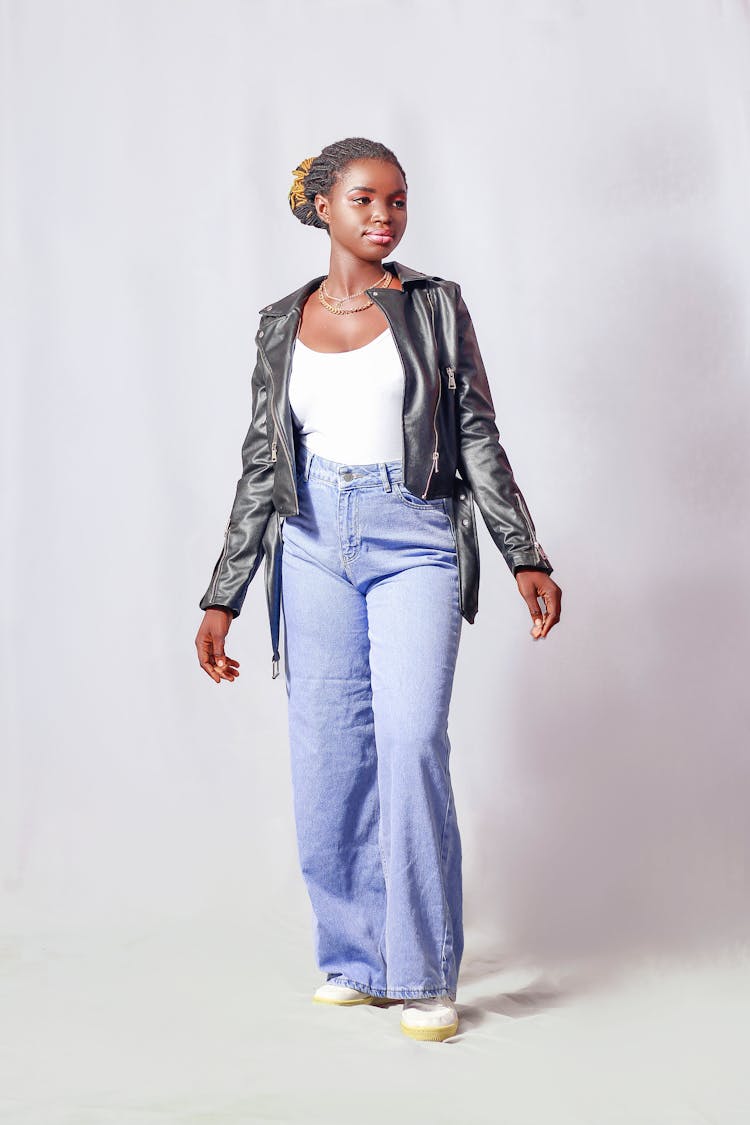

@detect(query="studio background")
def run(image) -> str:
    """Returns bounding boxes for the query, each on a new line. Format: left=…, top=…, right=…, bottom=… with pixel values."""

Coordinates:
left=2, top=1, right=749, bottom=1122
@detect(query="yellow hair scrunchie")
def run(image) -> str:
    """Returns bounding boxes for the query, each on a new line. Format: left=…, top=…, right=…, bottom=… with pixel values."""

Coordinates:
left=288, top=156, right=315, bottom=213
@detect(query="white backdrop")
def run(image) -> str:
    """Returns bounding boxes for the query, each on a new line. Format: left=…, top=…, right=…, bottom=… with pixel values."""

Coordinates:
left=2, top=1, right=750, bottom=1121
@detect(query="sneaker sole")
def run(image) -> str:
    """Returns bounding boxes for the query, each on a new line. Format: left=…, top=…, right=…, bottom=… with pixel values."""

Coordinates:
left=313, top=994, right=374, bottom=1006
left=400, top=1019, right=459, bottom=1042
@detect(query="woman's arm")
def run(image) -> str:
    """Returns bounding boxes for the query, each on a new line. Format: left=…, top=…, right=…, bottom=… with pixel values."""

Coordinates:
left=198, top=344, right=276, bottom=618
left=452, top=285, right=561, bottom=639
left=453, top=284, right=553, bottom=577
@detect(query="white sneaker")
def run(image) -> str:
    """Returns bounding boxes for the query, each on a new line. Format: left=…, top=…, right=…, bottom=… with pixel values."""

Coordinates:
left=400, top=996, right=459, bottom=1041
left=313, top=982, right=374, bottom=1006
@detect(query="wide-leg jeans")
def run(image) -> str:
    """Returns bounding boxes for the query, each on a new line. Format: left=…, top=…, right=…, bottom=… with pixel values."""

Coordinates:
left=280, top=444, right=464, bottom=1001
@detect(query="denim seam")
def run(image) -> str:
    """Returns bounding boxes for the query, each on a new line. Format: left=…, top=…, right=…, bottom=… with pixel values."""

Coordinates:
left=329, top=975, right=457, bottom=1001
left=337, top=493, right=353, bottom=571
left=438, top=783, right=452, bottom=989
left=439, top=572, right=462, bottom=990
left=443, top=498, right=458, bottom=552
left=377, top=809, right=389, bottom=976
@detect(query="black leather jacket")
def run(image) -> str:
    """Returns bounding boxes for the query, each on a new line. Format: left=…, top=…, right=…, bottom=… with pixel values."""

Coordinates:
left=199, top=260, right=553, bottom=677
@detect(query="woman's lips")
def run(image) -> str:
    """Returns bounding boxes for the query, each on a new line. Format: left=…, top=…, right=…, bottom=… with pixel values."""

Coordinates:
left=365, top=231, right=394, bottom=244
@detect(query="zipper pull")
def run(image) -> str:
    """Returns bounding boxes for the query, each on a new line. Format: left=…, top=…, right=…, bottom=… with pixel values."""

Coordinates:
left=421, top=451, right=440, bottom=499
left=271, top=440, right=277, bottom=462
left=272, top=655, right=280, bottom=679
left=447, top=367, right=456, bottom=389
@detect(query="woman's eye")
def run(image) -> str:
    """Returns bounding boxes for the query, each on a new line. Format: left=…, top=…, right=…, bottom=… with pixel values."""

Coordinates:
left=352, top=196, right=406, bottom=208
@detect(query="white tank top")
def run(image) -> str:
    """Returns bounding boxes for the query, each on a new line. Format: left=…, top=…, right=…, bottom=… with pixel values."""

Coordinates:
left=288, top=326, right=405, bottom=463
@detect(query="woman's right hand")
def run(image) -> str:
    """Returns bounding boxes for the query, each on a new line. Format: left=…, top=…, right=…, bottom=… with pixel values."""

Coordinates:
left=195, top=608, right=240, bottom=683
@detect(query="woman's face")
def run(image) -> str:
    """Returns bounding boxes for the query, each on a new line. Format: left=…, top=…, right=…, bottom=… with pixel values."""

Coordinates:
left=315, top=158, right=408, bottom=260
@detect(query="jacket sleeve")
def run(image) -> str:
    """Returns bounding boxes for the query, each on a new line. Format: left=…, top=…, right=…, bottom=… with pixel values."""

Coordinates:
left=198, top=341, right=276, bottom=617
left=453, top=285, right=554, bottom=577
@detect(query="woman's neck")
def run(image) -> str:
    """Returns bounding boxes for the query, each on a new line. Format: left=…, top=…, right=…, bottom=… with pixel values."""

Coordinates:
left=324, top=254, right=390, bottom=297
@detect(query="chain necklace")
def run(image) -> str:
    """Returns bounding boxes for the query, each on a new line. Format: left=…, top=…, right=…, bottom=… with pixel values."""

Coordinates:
left=317, top=269, right=392, bottom=315
left=321, top=269, right=388, bottom=303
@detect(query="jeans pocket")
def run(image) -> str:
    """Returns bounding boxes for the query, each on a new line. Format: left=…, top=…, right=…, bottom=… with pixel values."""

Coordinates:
left=294, top=462, right=309, bottom=493
left=393, top=481, right=447, bottom=511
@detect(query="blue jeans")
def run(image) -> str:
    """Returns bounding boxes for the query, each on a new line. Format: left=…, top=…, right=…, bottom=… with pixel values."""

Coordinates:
left=280, top=444, right=464, bottom=1001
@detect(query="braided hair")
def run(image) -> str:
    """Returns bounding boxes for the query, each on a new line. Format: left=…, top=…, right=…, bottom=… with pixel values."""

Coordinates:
left=288, top=137, right=407, bottom=235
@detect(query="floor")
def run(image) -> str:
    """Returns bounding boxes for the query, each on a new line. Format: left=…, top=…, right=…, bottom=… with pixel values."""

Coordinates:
left=1, top=914, right=748, bottom=1125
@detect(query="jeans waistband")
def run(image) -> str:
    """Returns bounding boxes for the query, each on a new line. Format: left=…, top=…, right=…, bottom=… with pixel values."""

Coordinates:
left=296, top=443, right=404, bottom=492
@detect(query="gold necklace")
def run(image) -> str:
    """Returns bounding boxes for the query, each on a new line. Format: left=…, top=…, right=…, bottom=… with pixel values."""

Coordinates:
left=317, top=270, right=392, bottom=315
left=321, top=269, right=389, bottom=303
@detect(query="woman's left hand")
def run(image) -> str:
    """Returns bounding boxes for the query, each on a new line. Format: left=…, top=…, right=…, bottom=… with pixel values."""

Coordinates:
left=515, top=571, right=562, bottom=640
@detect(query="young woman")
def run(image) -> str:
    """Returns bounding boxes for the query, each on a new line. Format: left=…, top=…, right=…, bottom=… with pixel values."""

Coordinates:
left=195, top=137, right=562, bottom=1042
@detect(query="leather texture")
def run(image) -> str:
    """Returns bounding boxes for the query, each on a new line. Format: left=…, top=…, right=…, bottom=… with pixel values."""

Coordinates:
left=199, top=260, right=553, bottom=677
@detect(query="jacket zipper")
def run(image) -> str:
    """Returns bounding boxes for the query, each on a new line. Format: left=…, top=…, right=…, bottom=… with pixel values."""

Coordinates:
left=259, top=343, right=298, bottom=513
left=209, top=517, right=232, bottom=602
left=421, top=288, right=442, bottom=498
left=421, top=374, right=441, bottom=497
left=260, top=333, right=300, bottom=678
left=515, top=492, right=548, bottom=561
left=271, top=510, right=283, bottom=680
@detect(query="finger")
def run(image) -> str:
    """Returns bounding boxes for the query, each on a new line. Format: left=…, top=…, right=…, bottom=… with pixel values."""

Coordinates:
left=539, top=591, right=560, bottom=637
left=196, top=635, right=220, bottom=679
left=199, top=658, right=222, bottom=683
left=523, top=595, right=545, bottom=635
left=210, top=633, right=228, bottom=672
left=217, top=663, right=240, bottom=680
left=539, top=609, right=560, bottom=637
left=201, top=655, right=239, bottom=683
left=196, top=634, right=234, bottom=681
left=522, top=594, right=543, bottom=621
left=210, top=657, right=238, bottom=681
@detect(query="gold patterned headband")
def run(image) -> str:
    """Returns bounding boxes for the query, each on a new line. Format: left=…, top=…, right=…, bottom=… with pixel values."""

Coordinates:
left=288, top=156, right=315, bottom=213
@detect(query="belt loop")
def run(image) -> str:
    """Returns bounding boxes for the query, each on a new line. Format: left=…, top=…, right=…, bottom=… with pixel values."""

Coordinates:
left=379, top=462, right=392, bottom=492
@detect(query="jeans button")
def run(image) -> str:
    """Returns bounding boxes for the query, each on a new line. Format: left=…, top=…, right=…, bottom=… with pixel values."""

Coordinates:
left=342, top=471, right=354, bottom=481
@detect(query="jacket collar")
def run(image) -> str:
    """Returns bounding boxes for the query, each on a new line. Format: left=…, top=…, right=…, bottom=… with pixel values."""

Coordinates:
left=258, top=260, right=432, bottom=317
